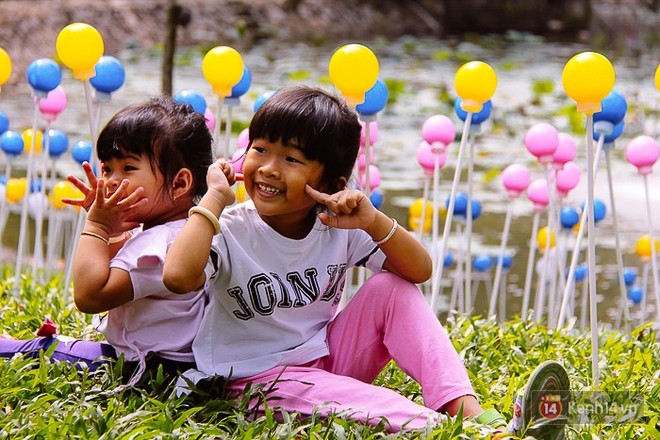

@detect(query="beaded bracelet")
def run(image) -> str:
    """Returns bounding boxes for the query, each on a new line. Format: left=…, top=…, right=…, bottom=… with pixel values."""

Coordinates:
left=188, top=206, right=221, bottom=235
left=374, top=218, right=398, bottom=245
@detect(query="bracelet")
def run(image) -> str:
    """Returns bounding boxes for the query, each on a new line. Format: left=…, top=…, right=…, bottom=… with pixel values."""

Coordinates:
left=188, top=206, right=221, bottom=235
left=374, top=218, right=398, bottom=245
left=81, top=230, right=109, bottom=245
left=108, top=232, right=128, bottom=244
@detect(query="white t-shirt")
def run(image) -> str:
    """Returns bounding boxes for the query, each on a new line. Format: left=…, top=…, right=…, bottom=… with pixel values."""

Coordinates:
left=191, top=201, right=386, bottom=380
left=99, top=219, right=211, bottom=366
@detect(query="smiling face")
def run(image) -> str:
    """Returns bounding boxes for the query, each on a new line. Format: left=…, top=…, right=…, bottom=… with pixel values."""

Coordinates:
left=101, top=153, right=181, bottom=229
left=242, top=137, right=325, bottom=239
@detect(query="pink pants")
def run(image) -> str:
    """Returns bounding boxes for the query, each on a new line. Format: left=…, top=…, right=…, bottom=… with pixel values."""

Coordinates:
left=226, top=272, right=476, bottom=432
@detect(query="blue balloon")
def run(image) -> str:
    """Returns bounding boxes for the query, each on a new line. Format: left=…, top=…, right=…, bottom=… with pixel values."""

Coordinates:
left=447, top=192, right=468, bottom=216
left=356, top=78, right=389, bottom=117
left=496, top=254, right=513, bottom=269
left=1, top=130, right=24, bottom=156
left=580, top=198, right=607, bottom=223
left=230, top=66, right=252, bottom=99
left=26, top=58, right=62, bottom=95
left=174, top=89, right=207, bottom=115
left=45, top=129, right=69, bottom=158
left=473, top=254, right=492, bottom=272
left=370, top=188, right=384, bottom=209
left=0, top=175, right=6, bottom=185
left=444, top=252, right=455, bottom=268
left=254, top=90, right=277, bottom=113
left=593, top=120, right=624, bottom=147
left=573, top=262, right=588, bottom=282
left=594, top=90, right=627, bottom=125
left=90, top=56, right=126, bottom=95
left=71, top=140, right=93, bottom=164
left=627, top=285, right=643, bottom=305
left=560, top=206, right=580, bottom=229
left=623, top=267, right=636, bottom=287
left=30, top=178, right=42, bottom=193
left=455, top=98, right=492, bottom=125
left=0, top=111, right=8, bottom=135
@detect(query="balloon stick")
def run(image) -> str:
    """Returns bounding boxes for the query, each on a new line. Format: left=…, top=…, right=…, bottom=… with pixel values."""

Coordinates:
left=534, top=165, right=556, bottom=323
left=430, top=112, right=472, bottom=312
left=417, top=177, right=430, bottom=241
left=521, top=210, right=541, bottom=319
left=642, top=174, right=660, bottom=324
left=488, top=201, right=513, bottom=318
left=603, top=149, right=631, bottom=331
left=15, top=105, right=40, bottom=278
left=223, top=102, right=235, bottom=161
left=463, top=135, right=475, bottom=314
left=215, top=97, right=225, bottom=157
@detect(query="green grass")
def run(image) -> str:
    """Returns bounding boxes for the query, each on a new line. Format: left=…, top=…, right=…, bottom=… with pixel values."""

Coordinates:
left=1, top=270, right=659, bottom=439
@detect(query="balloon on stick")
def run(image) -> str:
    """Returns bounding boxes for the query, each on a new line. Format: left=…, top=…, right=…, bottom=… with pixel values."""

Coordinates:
left=174, top=89, right=207, bottom=114
left=625, top=135, right=660, bottom=326
left=56, top=22, right=104, bottom=170
left=552, top=133, right=577, bottom=170
left=90, top=55, right=125, bottom=133
left=223, top=66, right=252, bottom=161
left=488, top=163, right=530, bottom=318
left=0, top=111, right=8, bottom=135
left=0, top=47, right=11, bottom=92
left=356, top=78, right=388, bottom=198
left=561, top=51, right=615, bottom=386
left=655, top=64, right=660, bottom=92
left=202, top=45, right=244, bottom=156
left=329, top=43, right=379, bottom=107
left=430, top=60, right=496, bottom=314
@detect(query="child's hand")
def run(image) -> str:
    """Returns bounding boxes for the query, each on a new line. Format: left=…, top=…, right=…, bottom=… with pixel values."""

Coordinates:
left=305, top=185, right=377, bottom=230
left=86, top=179, right=147, bottom=236
left=205, top=159, right=236, bottom=208
left=61, top=161, right=98, bottom=210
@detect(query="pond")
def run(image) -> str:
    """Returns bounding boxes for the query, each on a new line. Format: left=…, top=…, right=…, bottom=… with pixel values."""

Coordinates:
left=1, top=35, right=659, bottom=330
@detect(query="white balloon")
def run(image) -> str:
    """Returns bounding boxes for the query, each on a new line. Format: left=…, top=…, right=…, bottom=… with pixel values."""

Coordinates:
left=27, top=193, right=48, bottom=218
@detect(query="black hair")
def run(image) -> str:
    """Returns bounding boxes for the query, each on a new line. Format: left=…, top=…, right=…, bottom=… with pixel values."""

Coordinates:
left=96, top=96, right=213, bottom=200
left=248, top=86, right=361, bottom=193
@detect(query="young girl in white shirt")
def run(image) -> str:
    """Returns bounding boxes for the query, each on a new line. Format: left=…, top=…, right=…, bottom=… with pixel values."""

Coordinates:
left=163, top=86, right=568, bottom=437
left=0, top=96, right=214, bottom=388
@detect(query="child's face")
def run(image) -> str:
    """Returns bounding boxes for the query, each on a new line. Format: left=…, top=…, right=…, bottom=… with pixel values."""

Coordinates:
left=101, top=153, right=174, bottom=227
left=242, top=137, right=325, bottom=235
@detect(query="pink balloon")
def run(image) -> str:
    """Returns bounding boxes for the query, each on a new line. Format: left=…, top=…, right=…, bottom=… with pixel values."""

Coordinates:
left=357, top=147, right=375, bottom=172
left=501, top=163, right=531, bottom=198
left=360, top=165, right=381, bottom=192
left=231, top=147, right=247, bottom=174
left=360, top=120, right=379, bottom=147
left=416, top=141, right=447, bottom=176
left=421, top=115, right=455, bottom=153
left=555, top=161, right=581, bottom=197
left=237, top=127, right=250, bottom=150
left=552, top=133, right=577, bottom=170
left=527, top=178, right=549, bottom=210
left=38, top=85, right=67, bottom=123
left=525, top=122, right=559, bottom=165
left=625, top=135, right=660, bottom=175
left=204, top=108, right=215, bottom=131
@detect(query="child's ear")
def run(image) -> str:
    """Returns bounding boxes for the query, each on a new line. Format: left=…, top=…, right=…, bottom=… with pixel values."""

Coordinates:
left=336, top=177, right=348, bottom=192
left=172, top=168, right=194, bottom=200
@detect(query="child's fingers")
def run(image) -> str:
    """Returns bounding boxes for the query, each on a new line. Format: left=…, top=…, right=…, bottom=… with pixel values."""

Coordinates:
left=66, top=174, right=92, bottom=195
left=118, top=186, right=145, bottom=207
left=305, top=185, right=330, bottom=204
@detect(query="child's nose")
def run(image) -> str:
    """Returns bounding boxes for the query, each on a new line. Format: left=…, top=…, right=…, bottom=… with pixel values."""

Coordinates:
left=260, top=161, right=281, bottom=179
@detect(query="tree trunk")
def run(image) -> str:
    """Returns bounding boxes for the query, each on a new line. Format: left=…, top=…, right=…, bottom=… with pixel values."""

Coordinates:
left=161, top=0, right=179, bottom=96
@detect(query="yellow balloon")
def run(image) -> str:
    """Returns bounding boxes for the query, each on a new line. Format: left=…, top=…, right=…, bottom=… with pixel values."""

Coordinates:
left=328, top=44, right=379, bottom=106
left=234, top=182, right=248, bottom=203
left=561, top=52, right=615, bottom=115
left=454, top=61, right=497, bottom=113
left=202, top=46, right=244, bottom=98
left=636, top=234, right=660, bottom=259
left=655, top=64, right=660, bottom=93
left=536, top=226, right=556, bottom=250
left=6, top=178, right=26, bottom=203
left=51, top=180, right=81, bottom=209
left=0, top=47, right=11, bottom=87
left=56, top=23, right=104, bottom=81
left=22, top=129, right=43, bottom=154
left=408, top=198, right=433, bottom=233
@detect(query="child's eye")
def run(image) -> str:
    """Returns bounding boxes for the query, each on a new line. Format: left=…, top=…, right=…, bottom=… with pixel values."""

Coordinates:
left=124, top=165, right=136, bottom=171
left=252, top=146, right=266, bottom=154
left=285, top=156, right=302, bottom=164
left=102, top=166, right=111, bottom=175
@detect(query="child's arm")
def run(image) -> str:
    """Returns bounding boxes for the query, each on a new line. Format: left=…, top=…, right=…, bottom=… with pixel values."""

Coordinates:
left=163, top=160, right=236, bottom=294
left=306, top=185, right=432, bottom=284
left=73, top=179, right=147, bottom=314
